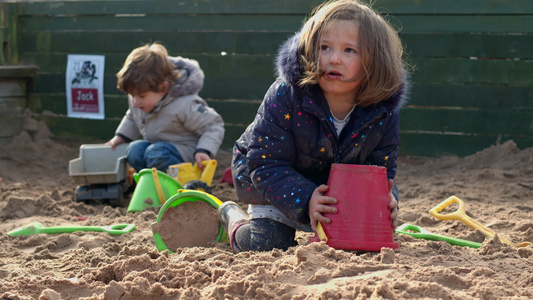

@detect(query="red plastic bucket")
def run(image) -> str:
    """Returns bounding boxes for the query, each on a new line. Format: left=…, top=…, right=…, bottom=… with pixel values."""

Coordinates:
left=309, top=164, right=399, bottom=251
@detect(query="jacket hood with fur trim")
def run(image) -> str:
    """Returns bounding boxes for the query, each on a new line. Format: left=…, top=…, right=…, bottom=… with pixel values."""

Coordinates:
left=168, top=56, right=204, bottom=98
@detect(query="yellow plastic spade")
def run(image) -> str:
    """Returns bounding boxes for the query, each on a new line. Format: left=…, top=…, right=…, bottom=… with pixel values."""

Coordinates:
left=429, top=196, right=531, bottom=248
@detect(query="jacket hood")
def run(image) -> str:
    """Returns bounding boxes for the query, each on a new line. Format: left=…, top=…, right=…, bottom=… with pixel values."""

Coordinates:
left=168, top=56, right=204, bottom=98
left=275, top=32, right=303, bottom=86
left=275, top=32, right=409, bottom=111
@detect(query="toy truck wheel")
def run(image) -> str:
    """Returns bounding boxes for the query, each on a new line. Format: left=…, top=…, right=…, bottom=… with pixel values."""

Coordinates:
left=184, top=180, right=212, bottom=194
left=108, top=185, right=125, bottom=207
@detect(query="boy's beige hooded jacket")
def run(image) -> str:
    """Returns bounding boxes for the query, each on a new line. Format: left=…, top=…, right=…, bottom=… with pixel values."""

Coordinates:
left=115, top=56, right=224, bottom=162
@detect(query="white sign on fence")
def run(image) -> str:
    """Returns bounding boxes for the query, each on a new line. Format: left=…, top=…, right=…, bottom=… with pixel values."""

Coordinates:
left=65, top=54, right=105, bottom=119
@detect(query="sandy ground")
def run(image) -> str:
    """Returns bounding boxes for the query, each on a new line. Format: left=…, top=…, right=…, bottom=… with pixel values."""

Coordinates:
left=1, top=126, right=532, bottom=300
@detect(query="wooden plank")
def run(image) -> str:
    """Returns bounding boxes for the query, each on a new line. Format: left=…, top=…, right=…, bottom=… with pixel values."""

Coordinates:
left=0, top=96, right=25, bottom=114
left=0, top=2, right=19, bottom=64
left=401, top=33, right=533, bottom=59
left=19, top=30, right=532, bottom=61
left=20, top=30, right=293, bottom=55
left=17, top=52, right=66, bottom=73
left=222, top=124, right=247, bottom=150
left=399, top=132, right=533, bottom=157
left=19, top=30, right=533, bottom=60
left=411, top=58, right=533, bottom=86
left=19, top=14, right=305, bottom=32
left=40, top=115, right=121, bottom=139
left=27, top=94, right=128, bottom=118
left=390, top=15, right=533, bottom=33
left=0, top=80, right=26, bottom=97
left=366, top=0, right=533, bottom=15
left=400, top=108, right=533, bottom=136
left=408, top=83, right=533, bottom=110
left=18, top=0, right=323, bottom=16
left=18, top=0, right=533, bottom=16
left=19, top=12, right=533, bottom=34
left=196, top=54, right=275, bottom=78
left=0, top=65, right=38, bottom=78
left=203, top=78, right=273, bottom=100
left=206, top=99, right=260, bottom=125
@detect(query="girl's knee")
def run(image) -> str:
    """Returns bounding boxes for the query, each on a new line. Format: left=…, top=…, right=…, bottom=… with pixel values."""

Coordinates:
left=249, top=219, right=296, bottom=252
left=234, top=223, right=252, bottom=252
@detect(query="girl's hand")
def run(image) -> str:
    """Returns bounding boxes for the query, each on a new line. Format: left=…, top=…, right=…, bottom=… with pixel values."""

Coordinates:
left=309, top=184, right=338, bottom=232
left=194, top=152, right=211, bottom=169
left=105, top=136, right=125, bottom=150
left=388, top=179, right=399, bottom=228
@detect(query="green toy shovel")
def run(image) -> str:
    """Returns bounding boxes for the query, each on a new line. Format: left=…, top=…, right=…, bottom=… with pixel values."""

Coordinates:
left=7, top=222, right=136, bottom=236
left=396, top=223, right=481, bottom=248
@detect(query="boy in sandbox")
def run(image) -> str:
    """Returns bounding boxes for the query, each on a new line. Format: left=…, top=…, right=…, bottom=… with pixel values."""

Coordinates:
left=106, top=43, right=225, bottom=172
left=219, top=0, right=410, bottom=253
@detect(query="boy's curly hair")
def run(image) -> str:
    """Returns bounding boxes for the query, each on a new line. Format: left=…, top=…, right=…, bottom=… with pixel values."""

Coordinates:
left=116, top=42, right=179, bottom=95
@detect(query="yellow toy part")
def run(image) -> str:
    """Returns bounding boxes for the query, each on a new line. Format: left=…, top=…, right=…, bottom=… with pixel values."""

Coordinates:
left=430, top=195, right=532, bottom=248
left=167, top=160, right=217, bottom=194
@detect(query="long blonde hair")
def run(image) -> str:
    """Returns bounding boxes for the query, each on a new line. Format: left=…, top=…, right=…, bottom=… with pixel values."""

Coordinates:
left=116, top=42, right=179, bottom=94
left=298, top=0, right=405, bottom=106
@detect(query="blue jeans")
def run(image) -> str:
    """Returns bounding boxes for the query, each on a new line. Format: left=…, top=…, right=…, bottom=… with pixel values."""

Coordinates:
left=126, top=140, right=184, bottom=172
left=234, top=218, right=297, bottom=252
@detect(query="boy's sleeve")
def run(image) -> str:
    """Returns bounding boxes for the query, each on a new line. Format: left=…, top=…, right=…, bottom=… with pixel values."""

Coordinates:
left=115, top=108, right=141, bottom=141
left=182, top=98, right=225, bottom=157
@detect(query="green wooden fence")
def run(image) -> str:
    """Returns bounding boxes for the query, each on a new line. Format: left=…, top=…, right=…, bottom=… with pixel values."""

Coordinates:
left=1, top=0, right=532, bottom=156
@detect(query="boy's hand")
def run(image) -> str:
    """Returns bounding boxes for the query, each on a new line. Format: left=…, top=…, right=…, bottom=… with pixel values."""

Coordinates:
left=194, top=152, right=211, bottom=168
left=105, top=136, right=125, bottom=150
left=309, top=184, right=337, bottom=232
left=388, top=179, right=399, bottom=228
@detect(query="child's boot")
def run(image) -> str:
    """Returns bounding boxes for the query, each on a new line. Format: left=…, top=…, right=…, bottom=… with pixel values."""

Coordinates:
left=218, top=201, right=249, bottom=253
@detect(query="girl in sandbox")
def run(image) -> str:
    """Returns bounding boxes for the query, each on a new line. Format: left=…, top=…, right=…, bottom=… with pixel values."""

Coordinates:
left=220, top=0, right=410, bottom=253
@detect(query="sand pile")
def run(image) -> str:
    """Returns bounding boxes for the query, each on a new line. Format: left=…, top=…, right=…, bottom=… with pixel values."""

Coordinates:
left=0, top=127, right=532, bottom=299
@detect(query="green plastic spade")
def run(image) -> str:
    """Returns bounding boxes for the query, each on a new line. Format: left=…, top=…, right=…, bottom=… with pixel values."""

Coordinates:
left=7, top=222, right=136, bottom=236
left=396, top=223, right=481, bottom=248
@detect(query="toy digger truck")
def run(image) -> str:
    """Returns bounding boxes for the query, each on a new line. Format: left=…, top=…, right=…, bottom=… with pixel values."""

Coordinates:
left=167, top=160, right=217, bottom=194
left=69, top=144, right=133, bottom=206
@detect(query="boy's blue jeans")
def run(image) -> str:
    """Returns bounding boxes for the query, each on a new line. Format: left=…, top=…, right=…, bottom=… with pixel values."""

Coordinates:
left=126, top=140, right=183, bottom=172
